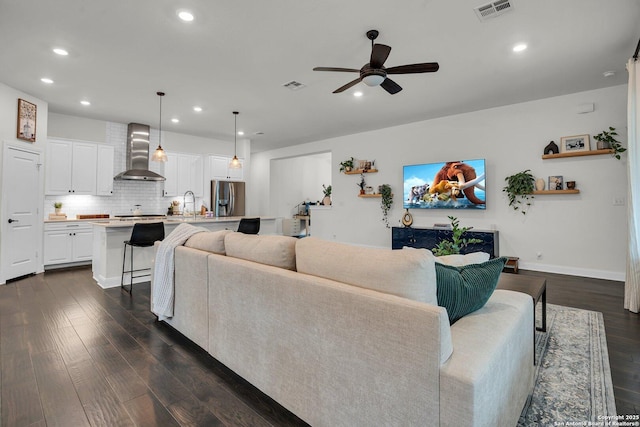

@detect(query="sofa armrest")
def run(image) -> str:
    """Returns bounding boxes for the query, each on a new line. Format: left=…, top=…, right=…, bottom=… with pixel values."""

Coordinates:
left=439, top=289, right=534, bottom=427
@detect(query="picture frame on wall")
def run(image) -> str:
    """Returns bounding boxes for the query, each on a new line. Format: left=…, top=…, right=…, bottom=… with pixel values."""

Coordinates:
left=17, top=98, right=37, bottom=142
left=559, top=134, right=590, bottom=153
left=549, top=175, right=564, bottom=191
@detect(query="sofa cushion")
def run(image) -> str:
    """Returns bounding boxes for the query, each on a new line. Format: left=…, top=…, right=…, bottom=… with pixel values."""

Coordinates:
left=224, top=232, right=297, bottom=270
left=436, top=252, right=490, bottom=266
left=435, top=257, right=506, bottom=323
left=295, top=237, right=437, bottom=305
left=184, top=229, right=232, bottom=254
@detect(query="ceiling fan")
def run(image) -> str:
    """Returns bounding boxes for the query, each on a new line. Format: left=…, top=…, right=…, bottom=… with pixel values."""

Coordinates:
left=313, top=29, right=439, bottom=95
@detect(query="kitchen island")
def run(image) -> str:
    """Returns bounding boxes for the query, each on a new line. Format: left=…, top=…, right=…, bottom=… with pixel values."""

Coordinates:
left=92, top=217, right=277, bottom=289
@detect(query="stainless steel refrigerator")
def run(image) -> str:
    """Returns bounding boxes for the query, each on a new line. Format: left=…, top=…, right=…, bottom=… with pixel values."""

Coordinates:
left=211, top=180, right=245, bottom=217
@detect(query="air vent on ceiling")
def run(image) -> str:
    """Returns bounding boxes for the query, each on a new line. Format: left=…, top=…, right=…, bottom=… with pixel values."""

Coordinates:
left=474, top=0, right=513, bottom=21
left=282, top=80, right=307, bottom=91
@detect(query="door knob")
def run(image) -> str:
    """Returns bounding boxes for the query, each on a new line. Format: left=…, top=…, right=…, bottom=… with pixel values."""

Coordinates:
left=8, top=218, right=18, bottom=223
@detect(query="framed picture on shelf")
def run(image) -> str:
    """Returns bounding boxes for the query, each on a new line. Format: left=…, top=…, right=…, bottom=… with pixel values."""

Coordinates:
left=17, top=98, right=37, bottom=142
left=559, top=134, right=590, bottom=153
left=549, top=175, right=564, bottom=191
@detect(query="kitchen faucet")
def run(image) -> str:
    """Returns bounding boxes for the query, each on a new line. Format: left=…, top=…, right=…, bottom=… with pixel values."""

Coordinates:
left=183, top=190, right=196, bottom=220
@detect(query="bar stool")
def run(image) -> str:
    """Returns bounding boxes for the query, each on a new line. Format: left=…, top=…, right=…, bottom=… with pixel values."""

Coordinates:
left=237, top=217, right=260, bottom=234
left=121, top=222, right=165, bottom=294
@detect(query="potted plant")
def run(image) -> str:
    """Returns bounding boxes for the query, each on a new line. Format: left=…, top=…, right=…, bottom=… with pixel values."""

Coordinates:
left=357, top=174, right=366, bottom=195
left=322, top=184, right=332, bottom=205
left=53, top=202, right=62, bottom=215
left=594, top=127, right=626, bottom=159
left=432, top=216, right=482, bottom=256
left=503, top=169, right=535, bottom=215
left=378, top=184, right=393, bottom=228
left=339, top=157, right=355, bottom=173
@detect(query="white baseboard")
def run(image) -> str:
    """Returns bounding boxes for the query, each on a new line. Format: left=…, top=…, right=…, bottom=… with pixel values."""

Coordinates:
left=519, top=261, right=625, bottom=282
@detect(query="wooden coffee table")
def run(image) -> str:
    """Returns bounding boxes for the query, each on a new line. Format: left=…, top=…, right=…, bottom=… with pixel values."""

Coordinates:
left=496, top=274, right=547, bottom=364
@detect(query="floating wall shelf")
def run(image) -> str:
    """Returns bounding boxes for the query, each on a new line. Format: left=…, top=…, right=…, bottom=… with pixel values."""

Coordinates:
left=358, top=194, right=381, bottom=198
left=345, top=169, right=378, bottom=175
left=541, top=149, right=613, bottom=160
left=532, top=189, right=580, bottom=195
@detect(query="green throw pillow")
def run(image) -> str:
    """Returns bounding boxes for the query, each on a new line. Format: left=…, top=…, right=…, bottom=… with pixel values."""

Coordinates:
left=435, top=257, right=507, bottom=324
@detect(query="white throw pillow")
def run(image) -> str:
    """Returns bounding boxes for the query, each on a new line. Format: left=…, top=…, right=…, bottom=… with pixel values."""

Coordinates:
left=435, top=252, right=490, bottom=267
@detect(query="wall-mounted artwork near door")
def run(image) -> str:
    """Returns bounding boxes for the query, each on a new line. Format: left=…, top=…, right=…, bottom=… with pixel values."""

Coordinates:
left=17, top=98, right=37, bottom=142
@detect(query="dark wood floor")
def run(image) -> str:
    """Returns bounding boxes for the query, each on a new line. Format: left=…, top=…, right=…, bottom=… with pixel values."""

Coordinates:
left=0, top=267, right=638, bottom=426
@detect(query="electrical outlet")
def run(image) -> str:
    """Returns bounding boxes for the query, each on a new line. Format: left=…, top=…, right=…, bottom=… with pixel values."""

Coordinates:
left=613, top=197, right=625, bottom=206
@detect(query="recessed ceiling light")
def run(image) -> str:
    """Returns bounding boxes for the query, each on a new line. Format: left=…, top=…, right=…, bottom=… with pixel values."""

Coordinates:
left=178, top=10, right=194, bottom=22
left=80, top=100, right=91, bottom=106
left=171, top=118, right=180, bottom=123
left=603, top=71, right=616, bottom=78
left=237, top=131, right=244, bottom=136
left=513, top=43, right=527, bottom=52
left=193, top=106, right=202, bottom=112
left=53, top=48, right=68, bottom=56
left=40, top=78, right=54, bottom=84
left=353, top=91, right=363, bottom=97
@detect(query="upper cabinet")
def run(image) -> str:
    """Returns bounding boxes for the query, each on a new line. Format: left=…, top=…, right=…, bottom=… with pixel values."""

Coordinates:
left=163, top=152, right=204, bottom=197
left=209, top=155, right=244, bottom=181
left=46, top=140, right=98, bottom=195
left=96, top=145, right=115, bottom=196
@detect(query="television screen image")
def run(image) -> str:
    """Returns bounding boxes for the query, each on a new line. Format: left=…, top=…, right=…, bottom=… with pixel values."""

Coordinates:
left=403, top=159, right=486, bottom=210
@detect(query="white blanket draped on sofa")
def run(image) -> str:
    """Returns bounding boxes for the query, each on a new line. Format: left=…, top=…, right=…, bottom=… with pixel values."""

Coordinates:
left=152, top=223, right=206, bottom=320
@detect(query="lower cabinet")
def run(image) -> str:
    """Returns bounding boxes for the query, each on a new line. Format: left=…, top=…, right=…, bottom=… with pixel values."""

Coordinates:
left=44, top=222, right=93, bottom=267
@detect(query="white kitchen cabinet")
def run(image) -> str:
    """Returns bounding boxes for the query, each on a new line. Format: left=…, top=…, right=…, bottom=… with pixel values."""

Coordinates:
left=43, top=222, right=93, bottom=266
left=163, top=152, right=203, bottom=197
left=46, top=139, right=98, bottom=195
left=209, top=155, right=244, bottom=181
left=96, top=144, right=115, bottom=196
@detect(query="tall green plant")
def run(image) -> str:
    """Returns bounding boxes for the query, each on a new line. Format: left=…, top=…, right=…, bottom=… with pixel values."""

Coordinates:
left=503, top=169, right=535, bottom=215
left=432, top=216, right=482, bottom=256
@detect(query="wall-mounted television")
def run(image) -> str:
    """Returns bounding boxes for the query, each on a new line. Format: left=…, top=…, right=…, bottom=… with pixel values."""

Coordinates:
left=403, top=159, right=486, bottom=210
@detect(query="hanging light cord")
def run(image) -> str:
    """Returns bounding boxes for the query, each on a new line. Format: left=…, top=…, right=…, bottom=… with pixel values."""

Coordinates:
left=157, top=91, right=165, bottom=148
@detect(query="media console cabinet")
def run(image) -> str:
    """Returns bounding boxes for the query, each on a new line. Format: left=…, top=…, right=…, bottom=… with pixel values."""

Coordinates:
left=391, top=226, right=499, bottom=258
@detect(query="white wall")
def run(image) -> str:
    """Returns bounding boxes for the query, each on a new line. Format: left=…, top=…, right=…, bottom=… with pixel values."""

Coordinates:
left=269, top=152, right=332, bottom=218
left=249, top=85, right=628, bottom=280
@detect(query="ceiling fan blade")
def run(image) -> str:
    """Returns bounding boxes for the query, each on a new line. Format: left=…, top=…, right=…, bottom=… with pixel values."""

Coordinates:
left=380, top=78, right=402, bottom=95
left=386, top=62, right=440, bottom=74
left=313, top=67, right=360, bottom=73
left=333, top=77, right=362, bottom=93
left=370, top=44, right=391, bottom=68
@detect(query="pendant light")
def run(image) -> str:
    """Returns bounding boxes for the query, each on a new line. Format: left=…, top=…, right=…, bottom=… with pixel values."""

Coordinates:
left=151, top=91, right=168, bottom=162
left=229, top=111, right=242, bottom=169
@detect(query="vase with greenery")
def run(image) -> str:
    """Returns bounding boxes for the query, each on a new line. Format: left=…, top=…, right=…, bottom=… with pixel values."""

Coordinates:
left=322, top=184, right=332, bottom=205
left=357, top=174, right=366, bottom=195
left=378, top=184, right=393, bottom=228
left=594, top=127, right=626, bottom=160
left=432, top=216, right=482, bottom=256
left=503, top=169, right=535, bottom=215
left=339, top=157, right=355, bottom=173
left=53, top=201, right=62, bottom=214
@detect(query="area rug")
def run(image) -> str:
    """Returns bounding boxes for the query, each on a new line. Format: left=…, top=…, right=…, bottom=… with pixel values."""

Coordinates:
left=518, top=304, right=617, bottom=426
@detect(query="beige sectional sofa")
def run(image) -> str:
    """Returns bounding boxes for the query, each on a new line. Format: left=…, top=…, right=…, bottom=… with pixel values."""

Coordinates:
left=154, top=231, right=534, bottom=427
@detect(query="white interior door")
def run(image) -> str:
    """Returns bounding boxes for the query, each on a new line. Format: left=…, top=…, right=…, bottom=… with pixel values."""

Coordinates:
left=2, top=145, right=41, bottom=281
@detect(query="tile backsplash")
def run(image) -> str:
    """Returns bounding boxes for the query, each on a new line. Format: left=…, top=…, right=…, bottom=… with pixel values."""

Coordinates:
left=44, top=122, right=205, bottom=218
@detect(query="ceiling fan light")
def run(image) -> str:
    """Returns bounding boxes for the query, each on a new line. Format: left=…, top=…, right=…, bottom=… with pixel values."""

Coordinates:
left=362, top=74, right=385, bottom=87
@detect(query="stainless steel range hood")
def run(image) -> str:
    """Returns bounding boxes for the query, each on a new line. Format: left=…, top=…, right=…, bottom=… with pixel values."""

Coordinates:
left=114, top=123, right=165, bottom=181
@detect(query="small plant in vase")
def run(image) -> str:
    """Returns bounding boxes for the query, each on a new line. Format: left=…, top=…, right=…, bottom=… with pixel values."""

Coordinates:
left=322, top=184, right=332, bottom=205
left=357, top=174, right=366, bottom=195
left=594, top=127, right=626, bottom=159
left=339, top=157, right=355, bottom=173
left=378, top=184, right=393, bottom=228
left=53, top=202, right=62, bottom=215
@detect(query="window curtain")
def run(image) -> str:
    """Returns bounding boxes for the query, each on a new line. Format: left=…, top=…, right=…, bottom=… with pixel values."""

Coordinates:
left=626, top=56, right=640, bottom=313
